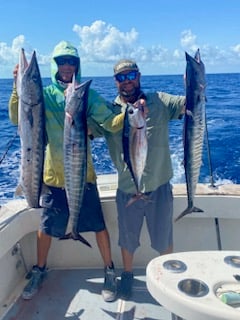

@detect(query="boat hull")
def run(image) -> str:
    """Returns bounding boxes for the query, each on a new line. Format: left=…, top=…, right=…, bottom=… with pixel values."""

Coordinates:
left=1, top=175, right=240, bottom=319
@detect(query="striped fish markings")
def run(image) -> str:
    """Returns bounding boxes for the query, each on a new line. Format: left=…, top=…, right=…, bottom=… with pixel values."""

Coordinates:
left=61, top=79, right=92, bottom=247
left=16, top=49, right=45, bottom=208
left=175, top=49, right=206, bottom=222
left=123, top=102, right=148, bottom=206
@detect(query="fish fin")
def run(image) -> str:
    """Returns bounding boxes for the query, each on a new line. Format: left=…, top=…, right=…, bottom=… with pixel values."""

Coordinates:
left=58, top=233, right=71, bottom=240
left=126, top=195, right=138, bottom=207
left=41, top=183, right=50, bottom=195
left=186, top=109, right=193, bottom=118
left=192, top=206, right=204, bottom=213
left=76, top=234, right=92, bottom=248
left=194, top=48, right=201, bottom=62
left=126, top=193, right=152, bottom=207
left=175, top=206, right=204, bottom=222
left=59, top=233, right=92, bottom=248
left=15, top=184, right=23, bottom=196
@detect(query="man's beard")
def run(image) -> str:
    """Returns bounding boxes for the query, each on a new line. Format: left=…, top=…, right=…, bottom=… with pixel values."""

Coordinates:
left=119, top=85, right=141, bottom=103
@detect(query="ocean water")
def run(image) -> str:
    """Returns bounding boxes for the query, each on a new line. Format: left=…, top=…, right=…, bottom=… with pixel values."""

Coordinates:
left=0, top=73, right=239, bottom=205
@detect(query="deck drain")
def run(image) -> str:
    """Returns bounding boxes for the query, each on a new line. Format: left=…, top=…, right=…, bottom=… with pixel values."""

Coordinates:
left=163, top=260, right=187, bottom=273
left=224, top=256, right=240, bottom=268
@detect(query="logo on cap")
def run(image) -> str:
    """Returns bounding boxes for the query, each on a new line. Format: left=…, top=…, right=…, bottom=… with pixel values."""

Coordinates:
left=114, top=59, right=139, bottom=75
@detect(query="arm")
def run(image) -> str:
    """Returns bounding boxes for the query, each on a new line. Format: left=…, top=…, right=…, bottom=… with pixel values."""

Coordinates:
left=9, top=84, right=19, bottom=125
left=87, top=89, right=124, bottom=134
left=8, top=65, right=19, bottom=125
left=158, top=92, right=186, bottom=119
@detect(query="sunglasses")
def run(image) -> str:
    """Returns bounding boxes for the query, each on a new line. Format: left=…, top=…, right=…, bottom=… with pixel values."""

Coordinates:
left=55, top=57, right=78, bottom=66
left=115, top=71, right=138, bottom=83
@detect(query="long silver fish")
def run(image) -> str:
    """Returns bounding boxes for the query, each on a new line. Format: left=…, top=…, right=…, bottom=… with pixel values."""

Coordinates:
left=60, top=79, right=92, bottom=248
left=123, top=102, right=148, bottom=206
left=16, top=49, right=45, bottom=208
left=175, top=49, right=206, bottom=222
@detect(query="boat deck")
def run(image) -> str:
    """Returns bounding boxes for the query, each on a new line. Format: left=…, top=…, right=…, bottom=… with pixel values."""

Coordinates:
left=2, top=268, right=172, bottom=320
left=1, top=181, right=240, bottom=320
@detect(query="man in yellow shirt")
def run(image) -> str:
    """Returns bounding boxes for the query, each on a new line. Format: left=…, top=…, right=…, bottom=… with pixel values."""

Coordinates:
left=8, top=41, right=124, bottom=302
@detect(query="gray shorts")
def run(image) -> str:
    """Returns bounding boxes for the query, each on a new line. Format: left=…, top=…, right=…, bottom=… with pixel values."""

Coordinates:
left=40, top=183, right=106, bottom=238
left=116, top=182, right=173, bottom=254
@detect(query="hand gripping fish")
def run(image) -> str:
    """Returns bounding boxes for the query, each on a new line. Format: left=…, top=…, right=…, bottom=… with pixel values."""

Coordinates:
left=122, top=102, right=148, bottom=206
left=16, top=49, right=45, bottom=208
left=175, top=49, right=206, bottom=222
left=60, top=79, right=92, bottom=248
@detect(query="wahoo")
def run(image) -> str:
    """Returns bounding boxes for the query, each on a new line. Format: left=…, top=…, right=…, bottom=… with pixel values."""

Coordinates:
left=175, top=49, right=206, bottom=222
left=16, top=49, right=45, bottom=208
left=60, top=79, right=92, bottom=248
left=123, top=102, right=148, bottom=206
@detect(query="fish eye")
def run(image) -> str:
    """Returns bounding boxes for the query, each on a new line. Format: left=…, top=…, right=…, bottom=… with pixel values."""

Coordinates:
left=128, top=108, right=134, bottom=114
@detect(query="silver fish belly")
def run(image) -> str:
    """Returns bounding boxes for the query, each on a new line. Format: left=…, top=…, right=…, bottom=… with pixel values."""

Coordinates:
left=175, top=49, right=206, bottom=222
left=61, top=79, right=92, bottom=247
left=123, top=103, right=148, bottom=205
left=16, top=49, right=45, bottom=208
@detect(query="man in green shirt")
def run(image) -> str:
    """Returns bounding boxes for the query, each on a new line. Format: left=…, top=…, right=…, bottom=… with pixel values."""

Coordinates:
left=102, top=59, right=185, bottom=300
left=8, top=41, right=124, bottom=302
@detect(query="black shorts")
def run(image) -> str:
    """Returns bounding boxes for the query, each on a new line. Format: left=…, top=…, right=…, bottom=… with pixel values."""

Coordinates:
left=40, top=183, right=106, bottom=238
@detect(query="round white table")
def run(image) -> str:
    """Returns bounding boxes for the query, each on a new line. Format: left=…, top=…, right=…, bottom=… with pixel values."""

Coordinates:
left=146, top=251, right=240, bottom=320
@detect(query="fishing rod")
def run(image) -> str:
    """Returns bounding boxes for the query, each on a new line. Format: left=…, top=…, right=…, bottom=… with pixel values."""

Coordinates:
left=0, top=131, right=18, bottom=165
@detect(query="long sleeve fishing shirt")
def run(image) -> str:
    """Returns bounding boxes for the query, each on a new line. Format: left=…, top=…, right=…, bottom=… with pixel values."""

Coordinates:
left=9, top=84, right=124, bottom=188
left=103, top=91, right=186, bottom=194
left=8, top=41, right=124, bottom=189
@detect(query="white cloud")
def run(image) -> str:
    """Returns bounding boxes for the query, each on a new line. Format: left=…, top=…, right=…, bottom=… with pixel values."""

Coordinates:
left=180, top=30, right=198, bottom=50
left=231, top=44, right=240, bottom=56
left=0, top=35, right=34, bottom=64
left=73, top=20, right=139, bottom=61
left=1, top=21, right=240, bottom=77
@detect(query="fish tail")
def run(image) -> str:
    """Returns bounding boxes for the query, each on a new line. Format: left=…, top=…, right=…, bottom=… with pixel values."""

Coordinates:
left=126, top=193, right=152, bottom=207
left=77, top=234, right=92, bottom=248
left=59, top=233, right=92, bottom=248
left=15, top=184, right=24, bottom=196
left=174, top=206, right=204, bottom=222
left=126, top=195, right=139, bottom=207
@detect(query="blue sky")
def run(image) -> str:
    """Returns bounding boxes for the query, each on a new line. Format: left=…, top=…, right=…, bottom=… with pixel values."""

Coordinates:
left=0, top=0, right=240, bottom=78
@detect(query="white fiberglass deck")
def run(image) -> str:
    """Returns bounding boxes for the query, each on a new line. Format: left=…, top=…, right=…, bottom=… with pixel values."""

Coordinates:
left=1, top=177, right=240, bottom=320
left=2, top=268, right=171, bottom=320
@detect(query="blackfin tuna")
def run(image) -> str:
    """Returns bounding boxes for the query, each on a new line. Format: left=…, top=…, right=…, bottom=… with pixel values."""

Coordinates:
left=122, top=102, right=148, bottom=206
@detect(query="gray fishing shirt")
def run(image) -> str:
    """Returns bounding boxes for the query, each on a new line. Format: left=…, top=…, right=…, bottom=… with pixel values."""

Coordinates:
left=94, top=91, right=185, bottom=194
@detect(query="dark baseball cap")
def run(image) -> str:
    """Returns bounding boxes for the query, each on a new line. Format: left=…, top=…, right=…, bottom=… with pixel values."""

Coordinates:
left=113, top=59, right=139, bottom=75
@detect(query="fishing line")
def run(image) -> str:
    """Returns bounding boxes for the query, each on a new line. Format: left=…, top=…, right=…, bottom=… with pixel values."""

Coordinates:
left=0, top=131, right=18, bottom=165
left=204, top=113, right=216, bottom=188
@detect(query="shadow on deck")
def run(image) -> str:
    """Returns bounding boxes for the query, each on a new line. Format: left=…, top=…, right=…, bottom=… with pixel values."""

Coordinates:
left=3, top=268, right=172, bottom=320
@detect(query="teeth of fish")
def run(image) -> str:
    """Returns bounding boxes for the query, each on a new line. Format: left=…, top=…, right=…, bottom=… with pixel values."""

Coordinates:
left=175, top=49, right=206, bottom=222
left=61, top=79, right=92, bottom=248
left=16, top=49, right=45, bottom=208
left=123, top=103, right=148, bottom=206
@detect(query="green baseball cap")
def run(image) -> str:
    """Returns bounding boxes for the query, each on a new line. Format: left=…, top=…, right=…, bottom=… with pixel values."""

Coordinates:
left=113, top=59, right=139, bottom=75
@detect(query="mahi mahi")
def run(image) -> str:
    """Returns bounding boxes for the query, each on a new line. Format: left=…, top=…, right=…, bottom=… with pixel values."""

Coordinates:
left=16, top=49, right=45, bottom=208
left=123, top=102, right=148, bottom=206
left=61, top=79, right=92, bottom=247
left=175, top=49, right=206, bottom=222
